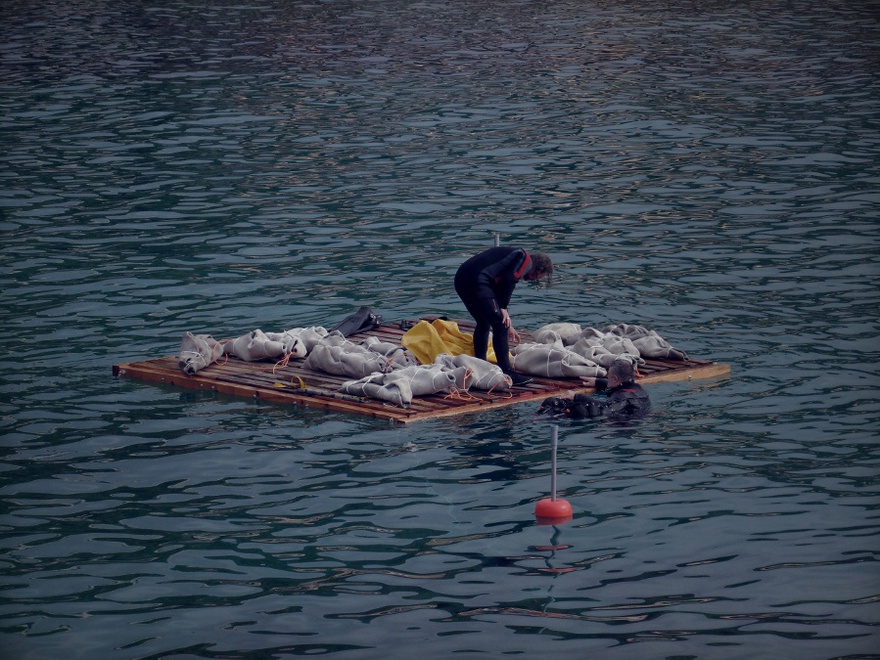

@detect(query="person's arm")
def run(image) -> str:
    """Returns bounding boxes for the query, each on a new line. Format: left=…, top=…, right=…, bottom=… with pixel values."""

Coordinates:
left=579, top=376, right=609, bottom=390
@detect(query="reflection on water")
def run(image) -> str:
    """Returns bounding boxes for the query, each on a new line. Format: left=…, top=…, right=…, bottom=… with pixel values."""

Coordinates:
left=1, top=0, right=879, bottom=658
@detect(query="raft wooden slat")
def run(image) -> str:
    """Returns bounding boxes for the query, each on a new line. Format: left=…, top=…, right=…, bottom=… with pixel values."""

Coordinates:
left=112, top=318, right=731, bottom=424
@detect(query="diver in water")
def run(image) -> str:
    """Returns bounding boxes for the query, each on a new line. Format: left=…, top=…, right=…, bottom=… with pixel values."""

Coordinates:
left=538, top=357, right=651, bottom=421
left=455, top=247, right=553, bottom=387
left=574, top=358, right=650, bottom=420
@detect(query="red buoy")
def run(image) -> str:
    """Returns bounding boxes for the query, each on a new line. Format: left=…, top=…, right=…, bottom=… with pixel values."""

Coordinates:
left=534, top=425, right=572, bottom=525
left=535, top=496, right=572, bottom=524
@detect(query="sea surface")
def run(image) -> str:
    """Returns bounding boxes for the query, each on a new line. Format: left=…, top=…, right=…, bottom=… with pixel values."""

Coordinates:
left=1, top=1, right=879, bottom=658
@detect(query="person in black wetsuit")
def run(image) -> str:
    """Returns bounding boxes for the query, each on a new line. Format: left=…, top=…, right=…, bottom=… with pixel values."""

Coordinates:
left=538, top=358, right=650, bottom=420
left=454, top=247, right=553, bottom=386
left=573, top=358, right=650, bottom=420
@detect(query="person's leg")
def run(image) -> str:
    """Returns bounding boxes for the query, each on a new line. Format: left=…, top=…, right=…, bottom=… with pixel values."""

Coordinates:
left=455, top=288, right=531, bottom=385
left=472, top=320, right=490, bottom=361
left=492, top=322, right=531, bottom=384
left=458, top=293, right=503, bottom=364
left=489, top=318, right=512, bottom=372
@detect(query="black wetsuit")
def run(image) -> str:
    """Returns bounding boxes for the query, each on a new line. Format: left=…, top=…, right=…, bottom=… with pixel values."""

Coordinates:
left=569, top=378, right=651, bottom=421
left=454, top=247, right=532, bottom=373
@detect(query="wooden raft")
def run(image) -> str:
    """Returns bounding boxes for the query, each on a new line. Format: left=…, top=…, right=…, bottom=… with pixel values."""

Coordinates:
left=112, top=318, right=730, bottom=424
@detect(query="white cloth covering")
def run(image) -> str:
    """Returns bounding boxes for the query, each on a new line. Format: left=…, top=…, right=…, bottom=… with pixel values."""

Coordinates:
left=433, top=353, right=511, bottom=391
left=530, top=322, right=688, bottom=365
left=340, top=363, right=459, bottom=407
left=178, top=332, right=224, bottom=375
left=223, top=329, right=289, bottom=362
left=304, top=332, right=395, bottom=379
left=511, top=340, right=606, bottom=378
left=264, top=326, right=328, bottom=356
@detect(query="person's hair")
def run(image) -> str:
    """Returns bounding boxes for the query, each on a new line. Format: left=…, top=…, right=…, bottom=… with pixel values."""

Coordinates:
left=525, top=252, right=553, bottom=283
left=608, top=358, right=636, bottom=385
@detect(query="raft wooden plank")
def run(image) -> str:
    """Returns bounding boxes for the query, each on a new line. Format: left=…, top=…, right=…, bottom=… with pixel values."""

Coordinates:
left=113, top=318, right=731, bottom=424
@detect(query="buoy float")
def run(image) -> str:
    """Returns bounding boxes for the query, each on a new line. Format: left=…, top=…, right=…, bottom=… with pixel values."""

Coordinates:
left=534, top=425, right=573, bottom=525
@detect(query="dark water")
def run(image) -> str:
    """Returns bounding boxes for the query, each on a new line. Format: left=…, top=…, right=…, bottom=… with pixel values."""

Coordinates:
left=2, top=1, right=879, bottom=658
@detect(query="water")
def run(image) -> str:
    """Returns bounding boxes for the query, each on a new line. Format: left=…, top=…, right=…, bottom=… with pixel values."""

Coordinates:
left=2, top=0, right=879, bottom=658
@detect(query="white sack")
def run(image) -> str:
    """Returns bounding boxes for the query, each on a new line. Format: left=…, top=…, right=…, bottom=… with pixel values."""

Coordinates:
left=512, top=341, right=606, bottom=379
left=604, top=323, right=688, bottom=360
left=572, top=329, right=642, bottom=361
left=568, top=339, right=620, bottom=368
left=267, top=326, right=328, bottom=354
left=433, top=353, right=511, bottom=391
left=263, top=326, right=328, bottom=358
left=533, top=322, right=584, bottom=346
left=361, top=336, right=420, bottom=368
left=340, top=363, right=459, bottom=407
left=304, top=332, right=392, bottom=378
left=224, top=329, right=288, bottom=362
left=178, top=332, right=224, bottom=375
left=340, top=372, right=411, bottom=407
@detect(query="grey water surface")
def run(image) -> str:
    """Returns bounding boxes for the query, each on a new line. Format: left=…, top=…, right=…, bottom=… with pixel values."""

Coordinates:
left=2, top=1, right=879, bottom=658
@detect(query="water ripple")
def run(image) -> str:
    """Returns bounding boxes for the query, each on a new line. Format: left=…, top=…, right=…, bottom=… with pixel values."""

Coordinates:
left=2, top=0, right=879, bottom=658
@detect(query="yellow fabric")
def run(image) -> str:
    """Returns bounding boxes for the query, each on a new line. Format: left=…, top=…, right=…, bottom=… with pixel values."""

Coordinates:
left=401, top=318, right=498, bottom=365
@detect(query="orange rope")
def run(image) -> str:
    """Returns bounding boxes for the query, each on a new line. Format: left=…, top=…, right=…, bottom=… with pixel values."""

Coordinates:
left=212, top=340, right=228, bottom=365
left=488, top=375, right=514, bottom=397
left=489, top=384, right=514, bottom=399
left=444, top=387, right=479, bottom=402
left=272, top=352, right=295, bottom=374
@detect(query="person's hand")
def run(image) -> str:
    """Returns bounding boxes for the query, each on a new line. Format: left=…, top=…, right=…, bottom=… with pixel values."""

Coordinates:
left=501, top=309, right=520, bottom=342
left=580, top=376, right=597, bottom=387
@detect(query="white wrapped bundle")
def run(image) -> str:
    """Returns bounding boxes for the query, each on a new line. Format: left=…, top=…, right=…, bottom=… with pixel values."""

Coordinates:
left=512, top=340, right=606, bottom=379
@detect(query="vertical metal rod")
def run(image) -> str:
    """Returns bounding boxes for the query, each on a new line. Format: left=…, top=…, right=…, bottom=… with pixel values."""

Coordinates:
left=494, top=232, right=500, bottom=247
left=550, top=424, right=558, bottom=501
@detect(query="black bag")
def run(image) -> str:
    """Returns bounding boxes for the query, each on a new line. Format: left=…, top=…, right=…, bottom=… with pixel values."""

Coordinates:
left=331, top=306, right=384, bottom=337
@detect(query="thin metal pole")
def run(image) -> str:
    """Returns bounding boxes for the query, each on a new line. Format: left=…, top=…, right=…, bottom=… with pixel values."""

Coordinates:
left=494, top=232, right=500, bottom=247
left=550, top=425, right=558, bottom=501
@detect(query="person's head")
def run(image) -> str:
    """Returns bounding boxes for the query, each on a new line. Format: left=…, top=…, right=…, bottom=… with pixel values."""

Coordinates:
left=524, top=252, right=553, bottom=284
left=607, top=357, right=636, bottom=388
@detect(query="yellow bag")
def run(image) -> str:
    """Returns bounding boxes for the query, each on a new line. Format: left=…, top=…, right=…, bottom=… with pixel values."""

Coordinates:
left=402, top=318, right=498, bottom=365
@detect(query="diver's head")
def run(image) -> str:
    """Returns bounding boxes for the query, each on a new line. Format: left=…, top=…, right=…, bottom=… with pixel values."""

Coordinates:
left=524, top=252, right=553, bottom=284
left=607, top=358, right=636, bottom=388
